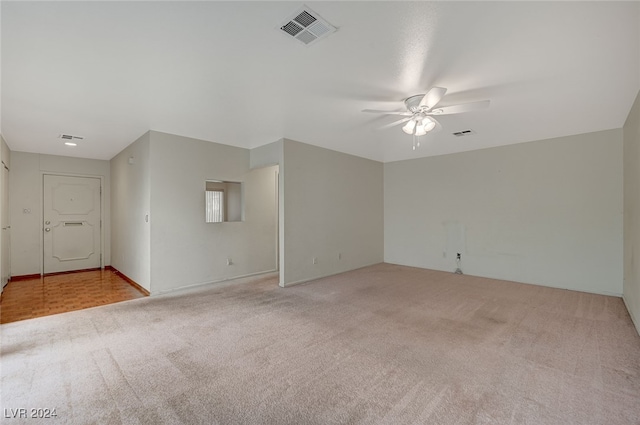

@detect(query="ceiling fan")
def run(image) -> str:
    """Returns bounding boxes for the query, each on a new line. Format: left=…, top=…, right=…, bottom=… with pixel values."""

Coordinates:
left=363, top=87, right=490, bottom=149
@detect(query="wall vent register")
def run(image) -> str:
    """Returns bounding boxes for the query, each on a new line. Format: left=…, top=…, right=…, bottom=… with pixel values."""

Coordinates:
left=452, top=129, right=476, bottom=137
left=58, top=134, right=84, bottom=140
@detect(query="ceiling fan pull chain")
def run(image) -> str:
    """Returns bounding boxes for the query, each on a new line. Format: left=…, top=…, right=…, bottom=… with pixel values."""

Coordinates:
left=412, top=135, right=421, bottom=151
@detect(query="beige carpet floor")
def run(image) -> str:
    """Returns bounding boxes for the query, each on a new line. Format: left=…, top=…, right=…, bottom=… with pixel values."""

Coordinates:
left=1, top=263, right=639, bottom=424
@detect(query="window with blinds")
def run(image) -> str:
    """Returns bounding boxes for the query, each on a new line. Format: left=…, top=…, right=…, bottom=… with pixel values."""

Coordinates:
left=205, top=189, right=224, bottom=223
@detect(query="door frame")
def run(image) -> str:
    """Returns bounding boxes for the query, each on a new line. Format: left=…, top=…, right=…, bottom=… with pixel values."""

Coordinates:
left=1, top=161, right=10, bottom=289
left=272, top=167, right=279, bottom=272
left=40, top=172, right=105, bottom=275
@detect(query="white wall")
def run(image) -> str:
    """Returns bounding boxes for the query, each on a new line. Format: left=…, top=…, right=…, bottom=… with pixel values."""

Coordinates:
left=226, top=182, right=242, bottom=222
left=281, top=139, right=384, bottom=286
left=1, top=137, right=9, bottom=169
left=250, top=140, right=282, bottom=170
left=10, top=152, right=111, bottom=276
left=624, top=90, right=640, bottom=334
left=110, top=132, right=151, bottom=291
left=149, top=131, right=278, bottom=294
left=385, top=129, right=623, bottom=296
left=250, top=140, right=284, bottom=276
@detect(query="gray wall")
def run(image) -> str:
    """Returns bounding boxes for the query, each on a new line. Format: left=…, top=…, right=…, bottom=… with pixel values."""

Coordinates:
left=281, top=139, right=384, bottom=286
left=10, top=152, right=111, bottom=276
left=624, top=90, right=640, bottom=334
left=384, top=129, right=623, bottom=296
left=110, top=132, right=151, bottom=291
left=148, top=131, right=278, bottom=294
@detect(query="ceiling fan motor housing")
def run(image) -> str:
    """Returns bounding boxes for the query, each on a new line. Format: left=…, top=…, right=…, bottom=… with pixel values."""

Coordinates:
left=405, top=95, right=427, bottom=113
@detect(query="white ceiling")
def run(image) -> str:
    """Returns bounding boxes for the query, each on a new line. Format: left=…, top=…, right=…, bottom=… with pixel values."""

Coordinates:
left=2, top=1, right=639, bottom=163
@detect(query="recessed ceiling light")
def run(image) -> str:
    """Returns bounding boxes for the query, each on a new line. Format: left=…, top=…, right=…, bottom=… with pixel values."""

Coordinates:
left=64, top=142, right=77, bottom=147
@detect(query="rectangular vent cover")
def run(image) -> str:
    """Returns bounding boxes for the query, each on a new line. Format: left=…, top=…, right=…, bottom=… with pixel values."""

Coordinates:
left=452, top=129, right=476, bottom=137
left=58, top=134, right=84, bottom=140
left=279, top=6, right=336, bottom=46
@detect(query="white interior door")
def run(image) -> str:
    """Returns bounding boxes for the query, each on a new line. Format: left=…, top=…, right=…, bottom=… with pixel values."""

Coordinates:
left=43, top=175, right=101, bottom=274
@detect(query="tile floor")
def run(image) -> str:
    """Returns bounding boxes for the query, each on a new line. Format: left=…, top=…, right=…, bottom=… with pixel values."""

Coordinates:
left=0, top=269, right=147, bottom=324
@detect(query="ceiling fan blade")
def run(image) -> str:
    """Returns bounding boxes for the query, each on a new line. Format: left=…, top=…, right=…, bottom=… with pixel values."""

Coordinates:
left=419, top=87, right=447, bottom=110
left=377, top=117, right=411, bottom=131
left=430, top=100, right=490, bottom=115
left=362, top=109, right=412, bottom=116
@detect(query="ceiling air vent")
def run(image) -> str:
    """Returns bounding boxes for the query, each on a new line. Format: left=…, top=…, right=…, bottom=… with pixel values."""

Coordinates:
left=279, top=6, right=336, bottom=46
left=452, top=129, right=476, bottom=137
left=58, top=134, right=84, bottom=140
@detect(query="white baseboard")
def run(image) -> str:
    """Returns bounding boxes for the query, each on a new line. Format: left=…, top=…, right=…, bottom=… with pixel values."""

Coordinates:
left=153, top=269, right=279, bottom=296
left=623, top=295, right=640, bottom=337
left=280, top=262, right=382, bottom=288
left=383, top=261, right=623, bottom=297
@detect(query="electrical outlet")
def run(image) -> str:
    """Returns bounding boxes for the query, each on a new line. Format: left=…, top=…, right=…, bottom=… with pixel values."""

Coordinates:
left=457, top=253, right=461, bottom=260
left=226, top=258, right=232, bottom=266
left=338, top=253, right=342, bottom=260
left=312, top=257, right=318, bottom=265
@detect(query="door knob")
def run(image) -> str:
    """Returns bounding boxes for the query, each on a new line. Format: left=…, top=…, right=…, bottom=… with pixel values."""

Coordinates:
left=45, top=228, right=51, bottom=232
left=45, top=221, right=50, bottom=225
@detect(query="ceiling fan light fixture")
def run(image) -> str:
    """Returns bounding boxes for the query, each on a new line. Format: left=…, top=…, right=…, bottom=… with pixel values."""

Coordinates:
left=363, top=86, right=490, bottom=146
left=402, top=120, right=417, bottom=134
left=422, top=117, right=436, bottom=132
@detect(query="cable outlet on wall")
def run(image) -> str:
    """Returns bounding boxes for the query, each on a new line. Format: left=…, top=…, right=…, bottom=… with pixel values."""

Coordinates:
left=226, top=258, right=232, bottom=266
left=312, top=257, right=318, bottom=265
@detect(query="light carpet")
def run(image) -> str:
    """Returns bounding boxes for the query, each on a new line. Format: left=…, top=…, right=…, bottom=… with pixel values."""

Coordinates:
left=1, top=263, right=639, bottom=424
